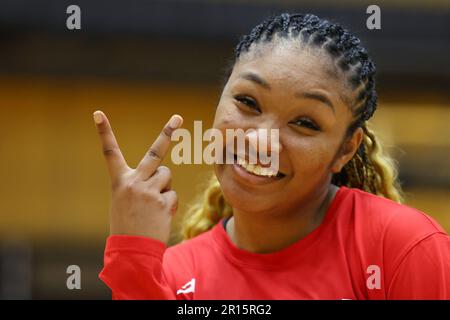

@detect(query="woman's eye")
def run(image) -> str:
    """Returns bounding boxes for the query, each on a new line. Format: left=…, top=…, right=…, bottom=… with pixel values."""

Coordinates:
left=290, top=118, right=320, bottom=131
left=234, top=96, right=261, bottom=112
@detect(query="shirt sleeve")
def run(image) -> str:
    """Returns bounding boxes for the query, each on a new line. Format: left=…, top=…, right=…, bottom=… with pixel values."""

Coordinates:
left=387, top=232, right=450, bottom=299
left=98, top=235, right=177, bottom=300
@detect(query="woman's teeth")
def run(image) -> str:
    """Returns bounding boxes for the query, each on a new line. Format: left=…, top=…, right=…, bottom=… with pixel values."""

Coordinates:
left=236, top=157, right=278, bottom=178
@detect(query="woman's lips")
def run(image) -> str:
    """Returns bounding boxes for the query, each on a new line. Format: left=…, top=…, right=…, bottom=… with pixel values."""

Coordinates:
left=230, top=156, right=285, bottom=186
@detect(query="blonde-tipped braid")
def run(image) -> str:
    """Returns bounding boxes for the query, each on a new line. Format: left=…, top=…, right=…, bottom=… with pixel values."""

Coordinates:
left=181, top=175, right=233, bottom=241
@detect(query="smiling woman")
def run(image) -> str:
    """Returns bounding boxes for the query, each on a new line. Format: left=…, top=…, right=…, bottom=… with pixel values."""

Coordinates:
left=98, top=13, right=450, bottom=300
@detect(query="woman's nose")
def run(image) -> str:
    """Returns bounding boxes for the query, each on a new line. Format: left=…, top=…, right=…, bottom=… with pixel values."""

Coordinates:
left=245, top=128, right=282, bottom=157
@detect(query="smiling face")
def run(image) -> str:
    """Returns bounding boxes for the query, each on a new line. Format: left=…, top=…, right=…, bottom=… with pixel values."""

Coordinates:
left=213, top=38, right=363, bottom=215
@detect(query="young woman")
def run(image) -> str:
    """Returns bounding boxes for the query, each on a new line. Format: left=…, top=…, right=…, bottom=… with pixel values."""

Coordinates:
left=94, top=13, right=449, bottom=299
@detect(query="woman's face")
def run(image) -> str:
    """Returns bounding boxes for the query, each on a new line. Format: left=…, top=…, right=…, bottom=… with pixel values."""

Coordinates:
left=213, top=42, right=363, bottom=215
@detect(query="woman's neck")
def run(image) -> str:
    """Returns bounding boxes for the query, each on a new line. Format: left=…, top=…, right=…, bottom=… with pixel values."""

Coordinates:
left=225, top=184, right=339, bottom=254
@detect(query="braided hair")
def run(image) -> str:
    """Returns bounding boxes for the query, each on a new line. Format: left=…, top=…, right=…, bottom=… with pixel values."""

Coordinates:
left=181, top=13, right=403, bottom=241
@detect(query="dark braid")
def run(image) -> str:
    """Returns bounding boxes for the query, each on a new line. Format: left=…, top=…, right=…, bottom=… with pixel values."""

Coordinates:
left=230, top=13, right=403, bottom=201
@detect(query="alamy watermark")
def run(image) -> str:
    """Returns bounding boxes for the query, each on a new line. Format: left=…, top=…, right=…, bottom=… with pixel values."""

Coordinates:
left=65, top=4, right=381, bottom=33
left=66, top=5, right=81, bottom=30
left=366, top=5, right=381, bottom=30
left=66, top=265, right=81, bottom=290
left=170, top=122, right=280, bottom=173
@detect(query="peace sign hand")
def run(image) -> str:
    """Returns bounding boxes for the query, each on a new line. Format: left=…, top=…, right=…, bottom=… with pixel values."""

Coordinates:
left=93, top=110, right=183, bottom=245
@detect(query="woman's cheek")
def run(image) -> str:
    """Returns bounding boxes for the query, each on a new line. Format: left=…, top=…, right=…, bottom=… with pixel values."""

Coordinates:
left=213, top=105, right=251, bottom=149
left=213, top=102, right=239, bottom=131
left=288, top=138, right=331, bottom=176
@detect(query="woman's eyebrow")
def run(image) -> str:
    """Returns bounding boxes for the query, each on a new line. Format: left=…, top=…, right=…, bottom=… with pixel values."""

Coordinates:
left=238, top=72, right=271, bottom=90
left=296, top=91, right=335, bottom=114
left=238, top=71, right=335, bottom=114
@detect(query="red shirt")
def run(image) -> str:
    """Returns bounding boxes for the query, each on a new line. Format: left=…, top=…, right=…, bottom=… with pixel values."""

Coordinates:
left=99, top=186, right=450, bottom=299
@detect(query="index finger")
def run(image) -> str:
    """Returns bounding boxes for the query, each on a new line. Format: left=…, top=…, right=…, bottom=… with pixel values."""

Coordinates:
left=93, top=110, right=128, bottom=182
left=136, top=114, right=183, bottom=179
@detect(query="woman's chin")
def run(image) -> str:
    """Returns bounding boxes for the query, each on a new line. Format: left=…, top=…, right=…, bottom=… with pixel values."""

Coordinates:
left=216, top=167, right=280, bottom=213
left=223, top=191, right=272, bottom=214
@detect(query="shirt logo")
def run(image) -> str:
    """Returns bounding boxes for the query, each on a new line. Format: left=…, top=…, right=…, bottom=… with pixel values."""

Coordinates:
left=176, top=278, right=196, bottom=295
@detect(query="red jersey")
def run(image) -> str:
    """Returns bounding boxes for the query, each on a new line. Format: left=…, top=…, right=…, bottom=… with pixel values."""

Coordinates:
left=99, top=186, right=450, bottom=299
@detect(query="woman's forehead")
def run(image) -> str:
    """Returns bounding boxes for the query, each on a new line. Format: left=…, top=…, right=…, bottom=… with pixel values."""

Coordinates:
left=233, top=48, right=346, bottom=96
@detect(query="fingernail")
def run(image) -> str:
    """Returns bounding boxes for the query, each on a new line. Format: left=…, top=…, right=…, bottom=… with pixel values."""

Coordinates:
left=169, top=115, right=182, bottom=128
left=93, top=111, right=103, bottom=124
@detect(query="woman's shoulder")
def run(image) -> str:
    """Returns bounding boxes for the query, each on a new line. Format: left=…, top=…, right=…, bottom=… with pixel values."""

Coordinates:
left=339, top=186, right=447, bottom=253
left=342, top=186, right=445, bottom=233
left=339, top=187, right=449, bottom=293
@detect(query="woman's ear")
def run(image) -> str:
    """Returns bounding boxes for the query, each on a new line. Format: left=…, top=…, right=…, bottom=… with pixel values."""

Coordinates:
left=331, top=127, right=364, bottom=173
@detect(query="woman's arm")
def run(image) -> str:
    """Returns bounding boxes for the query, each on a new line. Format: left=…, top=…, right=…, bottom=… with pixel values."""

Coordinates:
left=99, top=235, right=178, bottom=300
left=93, top=111, right=185, bottom=299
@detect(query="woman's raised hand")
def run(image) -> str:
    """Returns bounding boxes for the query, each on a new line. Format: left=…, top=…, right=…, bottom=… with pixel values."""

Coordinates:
left=93, top=110, right=183, bottom=244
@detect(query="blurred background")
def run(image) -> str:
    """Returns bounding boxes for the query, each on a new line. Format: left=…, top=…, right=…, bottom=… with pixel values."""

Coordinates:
left=0, top=0, right=448, bottom=299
